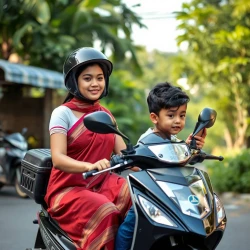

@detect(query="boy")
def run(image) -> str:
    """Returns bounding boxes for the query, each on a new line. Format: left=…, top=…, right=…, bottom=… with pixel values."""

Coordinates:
left=115, top=82, right=206, bottom=250
left=138, top=82, right=206, bottom=146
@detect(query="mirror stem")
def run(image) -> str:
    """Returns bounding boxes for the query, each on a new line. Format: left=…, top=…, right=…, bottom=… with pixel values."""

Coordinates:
left=121, top=143, right=135, bottom=155
left=190, top=137, right=197, bottom=149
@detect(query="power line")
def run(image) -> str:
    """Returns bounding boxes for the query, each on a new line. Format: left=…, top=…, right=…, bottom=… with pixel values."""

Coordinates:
left=136, top=11, right=177, bottom=20
left=141, top=15, right=176, bottom=20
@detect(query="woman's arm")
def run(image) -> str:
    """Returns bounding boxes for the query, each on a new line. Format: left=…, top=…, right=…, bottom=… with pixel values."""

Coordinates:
left=113, top=134, right=127, bottom=154
left=50, top=133, right=110, bottom=173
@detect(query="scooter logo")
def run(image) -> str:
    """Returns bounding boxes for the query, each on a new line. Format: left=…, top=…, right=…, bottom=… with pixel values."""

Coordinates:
left=188, top=195, right=199, bottom=205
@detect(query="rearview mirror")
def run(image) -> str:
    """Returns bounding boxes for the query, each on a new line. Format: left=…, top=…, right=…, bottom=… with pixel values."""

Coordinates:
left=84, top=111, right=129, bottom=142
left=84, top=111, right=135, bottom=154
left=190, top=108, right=217, bottom=149
left=192, top=107, right=217, bottom=137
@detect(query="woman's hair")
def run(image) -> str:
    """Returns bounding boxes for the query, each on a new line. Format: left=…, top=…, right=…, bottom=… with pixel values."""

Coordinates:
left=74, top=62, right=106, bottom=81
left=63, top=92, right=74, bottom=103
left=147, top=82, right=190, bottom=115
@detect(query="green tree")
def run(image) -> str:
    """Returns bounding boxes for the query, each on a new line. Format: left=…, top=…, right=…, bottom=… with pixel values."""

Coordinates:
left=175, top=0, right=250, bottom=151
left=102, top=69, right=149, bottom=144
left=122, top=48, right=221, bottom=152
left=0, top=0, right=145, bottom=73
left=0, top=0, right=151, bottom=144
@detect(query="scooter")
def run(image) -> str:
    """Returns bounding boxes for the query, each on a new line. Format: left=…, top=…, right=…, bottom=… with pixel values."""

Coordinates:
left=0, top=126, right=28, bottom=198
left=21, top=107, right=226, bottom=250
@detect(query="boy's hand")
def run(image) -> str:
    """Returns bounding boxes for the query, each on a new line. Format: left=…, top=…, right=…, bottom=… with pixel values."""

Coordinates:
left=131, top=166, right=141, bottom=172
left=186, top=128, right=207, bottom=149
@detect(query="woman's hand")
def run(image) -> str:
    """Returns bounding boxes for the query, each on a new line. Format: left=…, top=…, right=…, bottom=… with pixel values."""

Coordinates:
left=186, top=128, right=207, bottom=149
left=90, top=159, right=111, bottom=171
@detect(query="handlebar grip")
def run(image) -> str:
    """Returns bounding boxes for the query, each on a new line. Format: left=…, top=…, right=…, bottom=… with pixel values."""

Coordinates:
left=203, top=154, right=224, bottom=161
left=83, top=169, right=98, bottom=179
left=218, top=156, right=224, bottom=161
left=82, top=156, right=131, bottom=180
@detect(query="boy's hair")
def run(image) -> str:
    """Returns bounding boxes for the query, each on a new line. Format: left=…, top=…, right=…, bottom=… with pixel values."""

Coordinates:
left=147, top=82, right=190, bottom=115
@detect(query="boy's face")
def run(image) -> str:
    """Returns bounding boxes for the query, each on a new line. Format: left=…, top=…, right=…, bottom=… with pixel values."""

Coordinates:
left=150, top=104, right=187, bottom=138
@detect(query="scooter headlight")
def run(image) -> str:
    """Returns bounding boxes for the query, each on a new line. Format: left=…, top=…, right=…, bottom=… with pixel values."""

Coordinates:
left=156, top=180, right=210, bottom=219
left=138, top=195, right=177, bottom=227
left=214, top=194, right=225, bottom=224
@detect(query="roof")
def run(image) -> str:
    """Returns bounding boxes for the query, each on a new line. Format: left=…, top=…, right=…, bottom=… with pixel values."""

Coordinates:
left=0, top=59, right=65, bottom=89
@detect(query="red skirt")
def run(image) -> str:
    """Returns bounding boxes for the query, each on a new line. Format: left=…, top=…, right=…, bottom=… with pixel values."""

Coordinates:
left=46, top=173, right=132, bottom=250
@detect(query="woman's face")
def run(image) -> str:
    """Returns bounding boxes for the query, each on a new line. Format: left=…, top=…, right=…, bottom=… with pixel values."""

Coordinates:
left=77, top=64, right=105, bottom=101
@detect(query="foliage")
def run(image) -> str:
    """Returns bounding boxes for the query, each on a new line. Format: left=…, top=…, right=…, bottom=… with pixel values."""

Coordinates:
left=107, top=48, right=226, bottom=151
left=101, top=69, right=150, bottom=144
left=175, top=0, right=250, bottom=150
left=0, top=0, right=151, bottom=143
left=135, top=49, right=179, bottom=88
left=0, top=0, right=230, bottom=151
left=131, top=49, right=225, bottom=152
left=206, top=149, right=250, bottom=193
left=0, top=0, right=145, bottom=74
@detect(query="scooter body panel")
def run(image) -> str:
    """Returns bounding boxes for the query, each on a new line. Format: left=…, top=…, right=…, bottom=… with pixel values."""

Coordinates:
left=38, top=210, right=77, bottom=250
left=128, top=167, right=226, bottom=250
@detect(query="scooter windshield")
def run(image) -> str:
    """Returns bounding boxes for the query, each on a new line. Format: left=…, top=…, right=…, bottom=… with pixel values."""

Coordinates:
left=148, top=143, right=191, bottom=164
left=157, top=180, right=210, bottom=219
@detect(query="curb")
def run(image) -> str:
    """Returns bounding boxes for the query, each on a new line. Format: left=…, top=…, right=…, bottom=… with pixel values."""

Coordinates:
left=220, top=192, right=250, bottom=204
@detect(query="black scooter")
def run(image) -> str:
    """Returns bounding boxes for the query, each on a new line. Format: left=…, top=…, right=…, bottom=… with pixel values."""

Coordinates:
left=21, top=107, right=226, bottom=250
left=0, top=126, right=28, bottom=197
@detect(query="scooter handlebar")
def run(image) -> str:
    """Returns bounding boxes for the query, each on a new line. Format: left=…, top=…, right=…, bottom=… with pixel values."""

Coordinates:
left=189, top=150, right=224, bottom=165
left=204, top=154, right=224, bottom=161
left=83, top=169, right=98, bottom=179
left=82, top=155, right=133, bottom=180
left=82, top=163, right=125, bottom=179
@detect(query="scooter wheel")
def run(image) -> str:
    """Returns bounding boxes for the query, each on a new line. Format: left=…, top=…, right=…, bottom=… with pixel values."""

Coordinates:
left=15, top=166, right=28, bottom=198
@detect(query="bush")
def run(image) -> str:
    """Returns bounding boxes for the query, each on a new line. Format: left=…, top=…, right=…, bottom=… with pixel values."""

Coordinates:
left=206, top=149, right=250, bottom=193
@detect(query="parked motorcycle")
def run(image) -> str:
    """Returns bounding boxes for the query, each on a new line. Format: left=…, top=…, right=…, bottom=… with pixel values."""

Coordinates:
left=21, top=107, right=226, bottom=250
left=0, top=126, right=28, bottom=198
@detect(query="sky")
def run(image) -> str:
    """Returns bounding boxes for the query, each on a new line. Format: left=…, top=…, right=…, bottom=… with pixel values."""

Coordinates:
left=124, top=0, right=190, bottom=52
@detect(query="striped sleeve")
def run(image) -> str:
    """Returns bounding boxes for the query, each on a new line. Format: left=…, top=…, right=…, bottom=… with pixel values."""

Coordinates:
left=49, top=106, right=69, bottom=135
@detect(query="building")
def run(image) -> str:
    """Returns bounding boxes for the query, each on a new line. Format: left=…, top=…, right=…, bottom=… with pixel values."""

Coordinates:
left=0, top=59, right=66, bottom=148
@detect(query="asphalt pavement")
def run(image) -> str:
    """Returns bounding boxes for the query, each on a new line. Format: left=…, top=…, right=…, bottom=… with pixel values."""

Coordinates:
left=217, top=192, right=250, bottom=250
left=0, top=186, right=249, bottom=250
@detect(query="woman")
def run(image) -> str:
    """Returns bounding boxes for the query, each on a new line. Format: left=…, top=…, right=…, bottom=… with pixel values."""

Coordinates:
left=45, top=47, right=132, bottom=250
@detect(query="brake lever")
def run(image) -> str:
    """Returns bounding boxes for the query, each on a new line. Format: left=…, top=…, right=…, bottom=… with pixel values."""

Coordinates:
left=83, top=162, right=130, bottom=179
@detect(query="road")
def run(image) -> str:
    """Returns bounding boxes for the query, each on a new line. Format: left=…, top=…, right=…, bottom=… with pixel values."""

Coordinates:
left=0, top=186, right=249, bottom=250
left=0, top=186, right=39, bottom=250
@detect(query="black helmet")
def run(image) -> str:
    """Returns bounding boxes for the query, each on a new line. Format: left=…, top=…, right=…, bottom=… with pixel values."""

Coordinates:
left=63, top=47, right=113, bottom=102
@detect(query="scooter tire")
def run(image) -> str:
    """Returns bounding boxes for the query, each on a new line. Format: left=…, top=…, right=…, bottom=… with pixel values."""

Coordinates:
left=15, top=166, right=28, bottom=198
